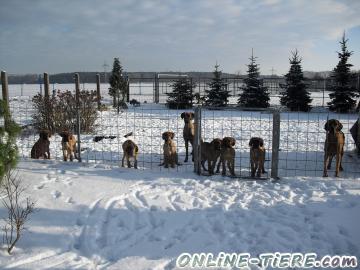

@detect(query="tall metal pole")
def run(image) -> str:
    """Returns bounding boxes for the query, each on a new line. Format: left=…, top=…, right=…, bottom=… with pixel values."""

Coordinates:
left=271, top=111, right=280, bottom=179
left=74, top=73, right=82, bottom=162
left=1, top=71, right=9, bottom=128
left=96, top=73, right=101, bottom=110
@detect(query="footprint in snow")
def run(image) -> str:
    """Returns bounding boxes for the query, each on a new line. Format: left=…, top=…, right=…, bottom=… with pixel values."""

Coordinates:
left=51, top=190, right=61, bottom=199
left=34, top=184, right=45, bottom=190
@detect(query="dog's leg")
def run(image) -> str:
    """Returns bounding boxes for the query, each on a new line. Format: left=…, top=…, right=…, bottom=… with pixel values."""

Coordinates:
left=127, top=157, right=131, bottom=168
left=121, top=155, right=125, bottom=167
left=201, top=160, right=208, bottom=171
left=256, top=161, right=261, bottom=177
left=70, top=151, right=74, bottom=162
left=327, top=155, right=333, bottom=169
left=323, top=152, right=329, bottom=177
left=251, top=160, right=255, bottom=177
left=222, top=158, right=226, bottom=176
left=335, top=151, right=341, bottom=177
left=63, top=150, right=67, bottom=162
left=216, top=158, right=221, bottom=173
left=184, top=140, right=189, bottom=162
left=339, top=146, right=344, bottom=171
left=229, top=158, right=235, bottom=176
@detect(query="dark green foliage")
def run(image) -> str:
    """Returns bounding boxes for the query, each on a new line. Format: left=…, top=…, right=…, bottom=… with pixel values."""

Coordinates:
left=109, top=58, right=128, bottom=108
left=166, top=78, right=196, bottom=109
left=205, top=64, right=230, bottom=107
left=238, top=52, right=270, bottom=108
left=0, top=100, right=20, bottom=183
left=32, top=90, right=98, bottom=134
left=280, top=50, right=312, bottom=111
left=328, top=33, right=358, bottom=112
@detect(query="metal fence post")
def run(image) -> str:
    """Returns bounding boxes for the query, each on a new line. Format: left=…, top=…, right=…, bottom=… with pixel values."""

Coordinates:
left=126, top=77, right=130, bottom=102
left=271, top=111, right=280, bottom=179
left=96, top=73, right=101, bottom=110
left=357, top=111, right=360, bottom=154
left=74, top=73, right=82, bottom=162
left=193, top=106, right=202, bottom=175
left=154, top=73, right=159, bottom=104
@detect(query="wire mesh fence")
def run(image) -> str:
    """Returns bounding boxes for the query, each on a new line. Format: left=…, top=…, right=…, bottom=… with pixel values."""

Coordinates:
left=2, top=70, right=360, bottom=179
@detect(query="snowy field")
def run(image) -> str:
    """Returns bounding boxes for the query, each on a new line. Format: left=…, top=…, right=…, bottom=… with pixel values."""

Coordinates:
left=0, top=160, right=359, bottom=269
left=1, top=87, right=359, bottom=269
left=8, top=83, right=331, bottom=106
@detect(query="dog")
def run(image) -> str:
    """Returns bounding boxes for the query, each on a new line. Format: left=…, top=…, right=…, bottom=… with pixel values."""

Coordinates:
left=31, top=130, right=51, bottom=159
left=59, top=131, right=77, bottom=162
left=201, top=138, right=222, bottom=175
left=129, top=99, right=141, bottom=107
left=181, top=112, right=195, bottom=162
left=122, top=139, right=139, bottom=169
left=160, top=131, right=179, bottom=168
left=216, top=137, right=236, bottom=176
left=323, top=119, right=345, bottom=177
left=249, top=137, right=266, bottom=177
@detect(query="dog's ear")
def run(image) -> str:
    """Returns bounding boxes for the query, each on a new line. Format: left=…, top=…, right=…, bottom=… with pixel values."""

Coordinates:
left=59, top=132, right=66, bottom=138
left=259, top=138, right=264, bottom=147
left=337, top=121, right=343, bottom=131
left=181, top=112, right=185, bottom=119
left=249, top=138, right=254, bottom=147
left=170, top=132, right=175, bottom=139
left=162, top=132, right=167, bottom=140
left=190, top=112, right=195, bottom=119
left=324, top=121, right=329, bottom=131
left=230, top=138, right=236, bottom=146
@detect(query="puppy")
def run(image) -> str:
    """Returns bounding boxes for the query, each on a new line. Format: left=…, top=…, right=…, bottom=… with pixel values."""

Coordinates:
left=161, top=131, right=179, bottom=168
left=181, top=112, right=195, bottom=162
left=323, top=119, right=345, bottom=177
left=122, top=139, right=139, bottom=169
left=201, top=138, right=222, bottom=175
left=216, top=137, right=236, bottom=176
left=31, top=130, right=51, bottom=159
left=59, top=131, right=77, bottom=162
left=249, top=137, right=266, bottom=177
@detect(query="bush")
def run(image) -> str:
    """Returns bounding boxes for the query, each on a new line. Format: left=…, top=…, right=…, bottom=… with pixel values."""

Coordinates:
left=32, top=90, right=99, bottom=134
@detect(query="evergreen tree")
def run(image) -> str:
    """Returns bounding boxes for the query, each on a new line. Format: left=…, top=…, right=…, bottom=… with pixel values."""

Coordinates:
left=0, top=100, right=20, bottom=183
left=166, top=78, right=195, bottom=109
left=328, top=33, right=358, bottom=112
left=108, top=58, right=127, bottom=109
left=280, top=49, right=312, bottom=111
left=205, top=64, right=230, bottom=107
left=238, top=51, right=270, bottom=108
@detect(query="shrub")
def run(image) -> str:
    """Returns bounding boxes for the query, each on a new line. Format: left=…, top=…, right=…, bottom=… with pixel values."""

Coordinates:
left=32, top=90, right=98, bottom=134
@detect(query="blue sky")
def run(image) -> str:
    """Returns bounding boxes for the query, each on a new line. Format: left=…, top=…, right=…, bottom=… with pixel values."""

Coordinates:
left=0, top=0, right=359, bottom=75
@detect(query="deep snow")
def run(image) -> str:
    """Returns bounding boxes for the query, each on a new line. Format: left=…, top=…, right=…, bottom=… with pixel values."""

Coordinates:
left=0, top=160, right=359, bottom=269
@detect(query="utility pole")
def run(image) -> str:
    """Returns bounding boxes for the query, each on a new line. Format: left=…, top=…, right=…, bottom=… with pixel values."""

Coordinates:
left=103, top=61, right=109, bottom=84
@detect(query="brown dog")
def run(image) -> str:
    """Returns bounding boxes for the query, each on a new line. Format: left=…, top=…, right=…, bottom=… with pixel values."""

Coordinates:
left=161, top=131, right=179, bottom=168
left=323, top=119, right=345, bottom=177
left=181, top=112, right=195, bottom=162
left=31, top=130, right=51, bottom=159
left=216, top=137, right=236, bottom=176
left=201, top=138, right=222, bottom=175
left=59, top=131, right=77, bottom=162
left=122, top=139, right=139, bottom=169
left=249, top=137, right=266, bottom=177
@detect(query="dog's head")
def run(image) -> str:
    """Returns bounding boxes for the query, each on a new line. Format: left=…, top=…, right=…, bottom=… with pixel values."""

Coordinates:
left=181, top=112, right=194, bottom=123
left=39, top=130, right=51, bottom=140
left=324, top=119, right=343, bottom=134
left=222, top=137, right=236, bottom=148
left=249, top=137, right=264, bottom=149
left=211, top=138, right=222, bottom=151
left=162, top=131, right=175, bottom=142
left=59, top=131, right=72, bottom=142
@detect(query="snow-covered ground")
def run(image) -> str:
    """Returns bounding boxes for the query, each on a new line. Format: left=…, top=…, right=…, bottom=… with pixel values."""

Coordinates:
left=0, top=160, right=359, bottom=269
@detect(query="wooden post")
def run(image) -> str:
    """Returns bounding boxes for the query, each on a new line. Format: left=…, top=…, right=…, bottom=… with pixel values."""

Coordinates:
left=271, top=111, right=280, bottom=179
left=74, top=73, right=82, bottom=162
left=1, top=71, right=9, bottom=104
left=1, top=71, right=9, bottom=128
left=193, top=106, right=202, bottom=175
left=96, top=73, right=101, bottom=110
left=44, top=72, right=50, bottom=98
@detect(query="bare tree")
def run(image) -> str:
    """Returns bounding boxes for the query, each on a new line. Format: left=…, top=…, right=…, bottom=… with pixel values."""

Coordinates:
left=1, top=170, right=35, bottom=254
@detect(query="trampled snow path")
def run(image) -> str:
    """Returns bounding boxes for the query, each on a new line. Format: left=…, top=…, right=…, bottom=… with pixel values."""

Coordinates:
left=0, top=160, right=359, bottom=269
